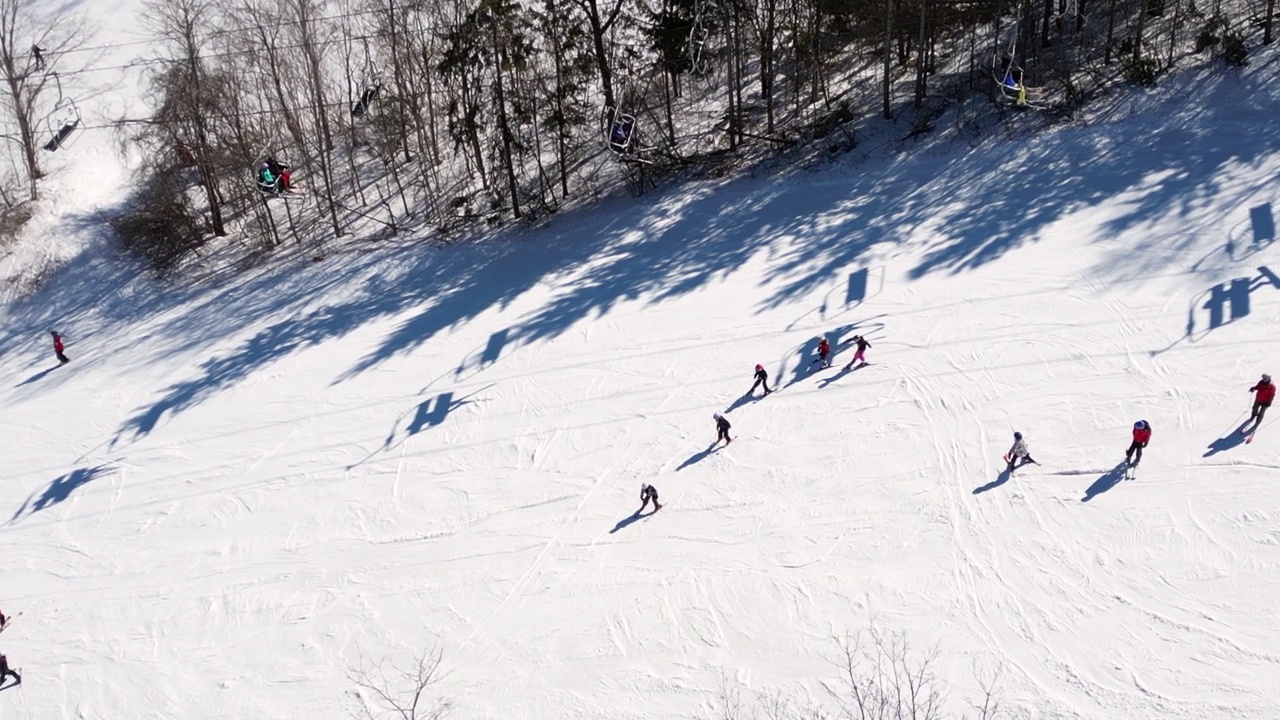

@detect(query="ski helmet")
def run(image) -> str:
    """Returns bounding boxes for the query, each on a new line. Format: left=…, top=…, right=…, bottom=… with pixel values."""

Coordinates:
left=1013, top=431, right=1022, bottom=441
left=755, top=364, right=764, bottom=372
left=1134, top=420, right=1147, bottom=430
left=1264, top=373, right=1272, bottom=383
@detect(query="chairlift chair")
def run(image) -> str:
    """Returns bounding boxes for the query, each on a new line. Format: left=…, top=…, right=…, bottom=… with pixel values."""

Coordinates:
left=991, top=24, right=1046, bottom=109
left=1050, top=0, right=1088, bottom=30
left=351, top=74, right=382, bottom=118
left=686, top=20, right=710, bottom=74
left=253, top=155, right=300, bottom=198
left=351, top=53, right=383, bottom=118
left=42, top=98, right=81, bottom=152
left=351, top=39, right=382, bottom=118
left=997, top=62, right=1022, bottom=98
left=607, top=109, right=638, bottom=154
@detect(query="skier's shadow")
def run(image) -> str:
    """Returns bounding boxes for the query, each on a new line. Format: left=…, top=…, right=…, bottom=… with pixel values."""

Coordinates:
left=973, top=468, right=1012, bottom=494
left=610, top=508, right=658, bottom=533
left=1081, top=463, right=1128, bottom=502
left=783, top=320, right=875, bottom=384
left=1203, top=425, right=1250, bottom=457
left=817, top=363, right=858, bottom=389
left=14, top=365, right=59, bottom=388
left=676, top=445, right=717, bottom=471
left=723, top=392, right=759, bottom=414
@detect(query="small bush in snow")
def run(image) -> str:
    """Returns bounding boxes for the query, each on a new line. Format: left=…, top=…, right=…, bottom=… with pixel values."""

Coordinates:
left=1195, top=30, right=1220, bottom=52
left=112, top=174, right=206, bottom=274
left=1221, top=33, right=1249, bottom=66
left=1122, top=54, right=1159, bottom=86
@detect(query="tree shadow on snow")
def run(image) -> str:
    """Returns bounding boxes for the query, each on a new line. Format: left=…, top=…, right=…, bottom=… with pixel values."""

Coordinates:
left=1081, top=464, right=1129, bottom=502
left=11, top=465, right=114, bottom=522
left=785, top=324, right=863, bottom=387
left=609, top=508, right=658, bottom=534
left=18, top=54, right=1274, bottom=440
left=406, top=387, right=489, bottom=436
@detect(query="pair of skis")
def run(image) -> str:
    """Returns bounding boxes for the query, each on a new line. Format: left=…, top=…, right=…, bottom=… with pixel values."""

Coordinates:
left=807, top=358, right=871, bottom=371
left=1241, top=419, right=1264, bottom=443
left=1002, top=453, right=1039, bottom=475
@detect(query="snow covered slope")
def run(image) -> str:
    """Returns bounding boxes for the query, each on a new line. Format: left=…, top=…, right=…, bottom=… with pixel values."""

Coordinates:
left=4, top=41, right=1280, bottom=720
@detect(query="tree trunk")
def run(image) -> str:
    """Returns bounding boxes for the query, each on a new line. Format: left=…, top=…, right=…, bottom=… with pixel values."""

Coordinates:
left=0, top=0, right=46, bottom=200
left=914, top=0, right=927, bottom=107
left=292, top=0, right=344, bottom=238
left=1040, top=0, right=1053, bottom=48
left=760, top=0, right=777, bottom=133
left=490, top=16, right=520, bottom=219
left=1104, top=0, right=1117, bottom=63
left=883, top=0, right=893, bottom=119
left=1132, top=0, right=1148, bottom=65
left=579, top=0, right=624, bottom=109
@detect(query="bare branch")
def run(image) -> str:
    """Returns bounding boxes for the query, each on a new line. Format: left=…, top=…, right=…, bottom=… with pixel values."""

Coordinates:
left=348, top=645, right=452, bottom=720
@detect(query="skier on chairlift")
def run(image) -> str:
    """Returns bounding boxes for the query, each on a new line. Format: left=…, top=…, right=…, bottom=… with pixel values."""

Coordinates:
left=609, top=112, right=636, bottom=152
left=257, top=156, right=294, bottom=194
left=352, top=77, right=381, bottom=117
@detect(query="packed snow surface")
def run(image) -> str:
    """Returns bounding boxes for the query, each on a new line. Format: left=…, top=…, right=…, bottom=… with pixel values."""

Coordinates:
left=4, top=27, right=1280, bottom=720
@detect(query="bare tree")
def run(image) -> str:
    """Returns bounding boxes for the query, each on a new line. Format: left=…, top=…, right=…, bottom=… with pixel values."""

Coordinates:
left=349, top=645, right=453, bottom=720
left=708, top=627, right=1005, bottom=720
left=828, top=627, right=945, bottom=720
left=574, top=0, right=626, bottom=109
left=0, top=0, right=89, bottom=200
left=140, top=0, right=233, bottom=236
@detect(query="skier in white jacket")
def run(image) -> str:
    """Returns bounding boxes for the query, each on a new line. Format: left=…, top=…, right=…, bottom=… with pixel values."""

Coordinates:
left=1006, top=431, right=1037, bottom=473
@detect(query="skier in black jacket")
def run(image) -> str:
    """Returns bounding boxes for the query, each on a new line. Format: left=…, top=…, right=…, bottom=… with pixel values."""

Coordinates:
left=640, top=483, right=662, bottom=512
left=713, top=413, right=733, bottom=445
left=844, top=335, right=871, bottom=369
left=750, top=364, right=772, bottom=396
left=0, top=653, right=20, bottom=686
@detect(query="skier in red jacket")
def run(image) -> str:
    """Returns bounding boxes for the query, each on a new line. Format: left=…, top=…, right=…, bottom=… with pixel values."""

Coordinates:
left=1248, top=373, right=1274, bottom=427
left=51, top=330, right=69, bottom=364
left=814, top=337, right=832, bottom=368
left=1126, top=420, right=1152, bottom=466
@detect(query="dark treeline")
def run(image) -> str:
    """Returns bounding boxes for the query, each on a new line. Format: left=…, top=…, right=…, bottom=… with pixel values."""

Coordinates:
left=105, top=0, right=1273, bottom=270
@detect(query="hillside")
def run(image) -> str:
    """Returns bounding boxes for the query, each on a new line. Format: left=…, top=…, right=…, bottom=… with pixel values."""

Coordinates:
left=3, top=15, right=1280, bottom=720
